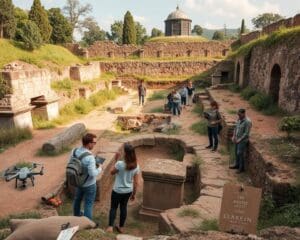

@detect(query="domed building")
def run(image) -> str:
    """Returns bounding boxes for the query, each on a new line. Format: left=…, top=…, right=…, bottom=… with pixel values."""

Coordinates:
left=165, top=6, right=192, bottom=36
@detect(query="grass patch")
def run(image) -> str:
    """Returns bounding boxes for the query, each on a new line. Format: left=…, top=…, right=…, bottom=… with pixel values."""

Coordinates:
left=0, top=127, right=32, bottom=152
left=32, top=116, right=56, bottom=129
left=228, top=83, right=241, bottom=93
left=240, top=86, right=257, bottom=100
left=169, top=143, right=185, bottom=161
left=268, top=138, right=300, bottom=164
left=192, top=104, right=204, bottom=116
left=147, top=35, right=208, bottom=43
left=50, top=88, right=121, bottom=126
left=230, top=26, right=300, bottom=58
left=148, top=90, right=168, bottom=101
left=0, top=39, right=82, bottom=70
left=15, top=161, right=32, bottom=168
left=36, top=146, right=71, bottom=157
left=196, top=219, right=219, bottom=231
left=190, top=120, right=208, bottom=135
left=226, top=109, right=237, bottom=115
left=0, top=211, right=41, bottom=229
left=149, top=106, right=164, bottom=113
left=192, top=155, right=203, bottom=166
left=178, top=208, right=200, bottom=218
left=258, top=195, right=300, bottom=230
left=163, top=124, right=181, bottom=135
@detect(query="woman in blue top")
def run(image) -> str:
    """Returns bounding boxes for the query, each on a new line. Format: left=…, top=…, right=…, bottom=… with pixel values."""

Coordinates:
left=107, top=144, right=140, bottom=233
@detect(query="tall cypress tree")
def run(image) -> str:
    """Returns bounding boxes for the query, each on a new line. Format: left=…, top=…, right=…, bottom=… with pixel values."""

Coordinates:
left=29, top=0, right=52, bottom=42
left=0, top=0, right=16, bottom=39
left=122, top=11, right=136, bottom=45
left=240, top=19, right=246, bottom=35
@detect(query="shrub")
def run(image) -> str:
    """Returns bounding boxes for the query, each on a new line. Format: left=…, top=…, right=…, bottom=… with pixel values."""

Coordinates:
left=178, top=208, right=200, bottom=218
left=15, top=20, right=43, bottom=50
left=192, top=104, right=203, bottom=116
left=240, top=86, right=257, bottom=100
left=74, top=98, right=93, bottom=114
left=249, top=92, right=272, bottom=111
left=278, top=115, right=300, bottom=138
left=51, top=78, right=73, bottom=91
left=228, top=84, right=241, bottom=93
left=0, top=75, right=11, bottom=99
left=149, top=90, right=167, bottom=101
left=0, top=127, right=32, bottom=150
left=150, top=107, right=164, bottom=113
left=32, top=115, right=56, bottom=129
left=0, top=211, right=41, bottom=229
left=197, top=219, right=219, bottom=231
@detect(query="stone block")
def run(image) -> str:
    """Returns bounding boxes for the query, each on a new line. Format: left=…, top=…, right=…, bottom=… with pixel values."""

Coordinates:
left=140, top=158, right=186, bottom=219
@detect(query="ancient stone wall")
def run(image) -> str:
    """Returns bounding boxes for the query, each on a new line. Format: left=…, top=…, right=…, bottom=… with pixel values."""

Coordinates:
left=244, top=38, right=300, bottom=113
left=100, top=61, right=218, bottom=76
left=67, top=40, right=231, bottom=59
left=240, top=31, right=260, bottom=45
left=70, top=62, right=101, bottom=82
left=0, top=64, right=58, bottom=112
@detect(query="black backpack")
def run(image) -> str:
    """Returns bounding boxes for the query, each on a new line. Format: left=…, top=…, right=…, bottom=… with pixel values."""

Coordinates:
left=66, top=149, right=91, bottom=187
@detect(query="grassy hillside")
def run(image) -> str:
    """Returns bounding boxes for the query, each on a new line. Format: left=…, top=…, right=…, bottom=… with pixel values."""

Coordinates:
left=147, top=35, right=208, bottom=43
left=202, top=28, right=239, bottom=39
left=0, top=39, right=83, bottom=70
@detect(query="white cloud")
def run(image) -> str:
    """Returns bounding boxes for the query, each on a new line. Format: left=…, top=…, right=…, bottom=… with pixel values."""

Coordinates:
left=184, top=0, right=280, bottom=19
left=133, top=15, right=147, bottom=23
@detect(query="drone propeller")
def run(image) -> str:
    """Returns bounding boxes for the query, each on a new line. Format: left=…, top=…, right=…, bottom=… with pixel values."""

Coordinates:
left=5, top=173, right=19, bottom=182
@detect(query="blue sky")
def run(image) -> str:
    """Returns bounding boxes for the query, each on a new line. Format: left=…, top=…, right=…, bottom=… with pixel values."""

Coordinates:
left=13, top=0, right=300, bottom=34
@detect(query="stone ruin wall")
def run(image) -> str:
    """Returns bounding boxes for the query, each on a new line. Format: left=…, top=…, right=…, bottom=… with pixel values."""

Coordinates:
left=100, top=60, right=218, bottom=76
left=235, top=37, right=300, bottom=113
left=240, top=13, right=300, bottom=45
left=0, top=66, right=58, bottom=112
left=67, top=40, right=231, bottom=59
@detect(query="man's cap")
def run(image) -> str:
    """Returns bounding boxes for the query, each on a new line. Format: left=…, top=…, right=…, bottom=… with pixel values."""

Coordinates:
left=238, top=108, right=246, bottom=114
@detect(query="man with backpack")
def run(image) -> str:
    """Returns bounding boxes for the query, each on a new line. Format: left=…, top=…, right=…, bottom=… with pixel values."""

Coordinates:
left=66, top=133, right=101, bottom=220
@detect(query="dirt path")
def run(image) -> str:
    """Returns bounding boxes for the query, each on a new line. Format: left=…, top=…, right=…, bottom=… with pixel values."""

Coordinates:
left=0, top=90, right=146, bottom=217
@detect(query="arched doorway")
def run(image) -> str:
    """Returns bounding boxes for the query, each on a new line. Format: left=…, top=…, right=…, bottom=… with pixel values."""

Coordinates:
left=236, top=62, right=240, bottom=84
left=270, top=64, right=281, bottom=103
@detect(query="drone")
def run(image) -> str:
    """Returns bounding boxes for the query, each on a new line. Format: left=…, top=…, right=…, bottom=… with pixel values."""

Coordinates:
left=4, top=163, right=44, bottom=189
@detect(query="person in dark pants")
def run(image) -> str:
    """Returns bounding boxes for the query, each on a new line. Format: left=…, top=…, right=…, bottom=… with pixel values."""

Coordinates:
left=106, top=144, right=140, bottom=233
left=204, top=101, right=222, bottom=152
left=138, top=81, right=146, bottom=105
left=71, top=133, right=102, bottom=220
left=229, top=109, right=252, bottom=173
left=172, top=90, right=181, bottom=116
left=186, top=81, right=195, bottom=106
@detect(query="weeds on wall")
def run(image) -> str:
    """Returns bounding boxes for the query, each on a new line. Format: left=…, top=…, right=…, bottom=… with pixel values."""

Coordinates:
left=195, top=219, right=219, bottom=231
left=178, top=207, right=200, bottom=218
left=148, top=90, right=168, bottom=101
left=0, top=75, right=12, bottom=99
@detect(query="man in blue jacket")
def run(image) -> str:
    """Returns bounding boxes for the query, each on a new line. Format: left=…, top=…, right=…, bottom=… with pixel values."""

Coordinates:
left=71, top=133, right=102, bottom=220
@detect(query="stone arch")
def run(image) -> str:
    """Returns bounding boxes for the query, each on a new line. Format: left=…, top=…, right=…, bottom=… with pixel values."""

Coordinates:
left=270, top=64, right=281, bottom=103
left=236, top=62, right=241, bottom=84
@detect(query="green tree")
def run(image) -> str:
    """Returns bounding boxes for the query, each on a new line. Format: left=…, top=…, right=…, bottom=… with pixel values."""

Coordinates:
left=212, top=30, right=224, bottom=40
left=135, top=21, right=147, bottom=45
left=107, top=20, right=123, bottom=44
left=240, top=19, right=246, bottom=35
left=122, top=11, right=136, bottom=44
left=81, top=17, right=106, bottom=46
left=0, top=0, right=16, bottom=39
left=151, top=28, right=163, bottom=37
left=48, top=8, right=72, bottom=44
left=14, top=7, right=28, bottom=26
left=15, top=20, right=43, bottom=50
left=252, top=13, right=284, bottom=29
left=29, top=0, right=52, bottom=42
left=63, top=0, right=92, bottom=33
left=192, top=24, right=203, bottom=36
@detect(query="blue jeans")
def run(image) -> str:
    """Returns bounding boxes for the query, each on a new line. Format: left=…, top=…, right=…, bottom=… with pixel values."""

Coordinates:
left=208, top=126, right=218, bottom=149
left=172, top=102, right=181, bottom=115
left=234, top=141, right=248, bottom=171
left=73, top=183, right=96, bottom=220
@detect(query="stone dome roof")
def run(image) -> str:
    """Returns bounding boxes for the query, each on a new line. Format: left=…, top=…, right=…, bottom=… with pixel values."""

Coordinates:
left=166, top=6, right=191, bottom=21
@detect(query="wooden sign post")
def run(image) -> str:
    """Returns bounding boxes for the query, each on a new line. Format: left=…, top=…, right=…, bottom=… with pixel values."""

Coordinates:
left=219, top=184, right=262, bottom=235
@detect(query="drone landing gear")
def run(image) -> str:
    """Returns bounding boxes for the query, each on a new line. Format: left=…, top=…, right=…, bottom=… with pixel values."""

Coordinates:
left=15, top=177, right=35, bottom=189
